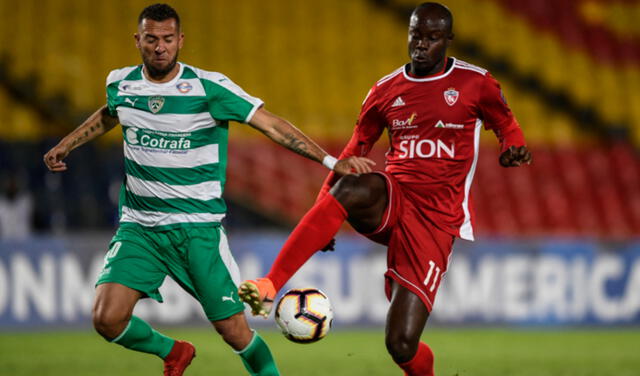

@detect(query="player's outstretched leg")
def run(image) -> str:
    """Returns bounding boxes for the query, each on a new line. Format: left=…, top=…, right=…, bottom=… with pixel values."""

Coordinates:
left=238, top=278, right=276, bottom=317
left=238, top=193, right=348, bottom=317
left=239, top=174, right=387, bottom=317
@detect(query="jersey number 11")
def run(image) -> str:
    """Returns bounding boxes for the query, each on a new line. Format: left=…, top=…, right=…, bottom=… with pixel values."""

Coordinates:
left=423, top=260, right=441, bottom=293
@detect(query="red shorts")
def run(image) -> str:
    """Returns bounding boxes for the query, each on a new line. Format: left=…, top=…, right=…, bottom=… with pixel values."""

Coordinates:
left=363, top=172, right=454, bottom=312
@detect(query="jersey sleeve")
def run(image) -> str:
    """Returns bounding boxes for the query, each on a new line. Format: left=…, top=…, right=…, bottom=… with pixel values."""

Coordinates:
left=479, top=73, right=526, bottom=152
left=316, top=85, right=386, bottom=200
left=204, top=74, right=264, bottom=123
left=105, top=70, right=120, bottom=117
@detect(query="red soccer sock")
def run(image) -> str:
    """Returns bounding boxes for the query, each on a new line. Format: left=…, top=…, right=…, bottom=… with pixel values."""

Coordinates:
left=266, top=193, right=347, bottom=291
left=397, top=342, right=435, bottom=376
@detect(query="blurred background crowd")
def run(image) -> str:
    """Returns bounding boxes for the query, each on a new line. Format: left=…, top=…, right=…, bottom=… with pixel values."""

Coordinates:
left=1, top=0, right=639, bottom=238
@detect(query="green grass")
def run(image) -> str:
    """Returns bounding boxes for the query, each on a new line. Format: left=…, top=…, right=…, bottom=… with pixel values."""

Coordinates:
left=1, top=328, right=639, bottom=375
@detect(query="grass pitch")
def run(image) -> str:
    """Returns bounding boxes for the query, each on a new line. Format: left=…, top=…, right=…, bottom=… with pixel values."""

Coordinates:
left=2, top=328, right=639, bottom=375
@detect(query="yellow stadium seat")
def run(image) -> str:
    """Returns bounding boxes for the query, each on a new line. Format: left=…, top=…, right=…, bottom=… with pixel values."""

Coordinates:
left=0, top=0, right=637, bottom=146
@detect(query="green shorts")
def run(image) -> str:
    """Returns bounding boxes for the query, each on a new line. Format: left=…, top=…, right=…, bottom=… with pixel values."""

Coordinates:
left=96, top=224, right=245, bottom=321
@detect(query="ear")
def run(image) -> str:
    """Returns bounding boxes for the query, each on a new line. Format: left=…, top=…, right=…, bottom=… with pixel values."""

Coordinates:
left=178, top=32, right=185, bottom=49
left=134, top=33, right=141, bottom=49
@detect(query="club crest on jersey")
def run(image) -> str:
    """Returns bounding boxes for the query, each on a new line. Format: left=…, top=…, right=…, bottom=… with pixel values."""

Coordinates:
left=176, top=81, right=193, bottom=93
left=148, top=96, right=165, bottom=113
left=444, top=88, right=459, bottom=106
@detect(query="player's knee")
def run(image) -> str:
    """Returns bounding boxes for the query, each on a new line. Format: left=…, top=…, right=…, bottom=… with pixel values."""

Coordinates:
left=213, top=313, right=253, bottom=350
left=331, top=174, right=384, bottom=209
left=92, top=305, right=130, bottom=340
left=385, top=331, right=419, bottom=364
left=332, top=174, right=361, bottom=197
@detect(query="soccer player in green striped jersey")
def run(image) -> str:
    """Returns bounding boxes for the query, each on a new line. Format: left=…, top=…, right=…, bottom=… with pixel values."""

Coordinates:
left=43, top=3, right=374, bottom=376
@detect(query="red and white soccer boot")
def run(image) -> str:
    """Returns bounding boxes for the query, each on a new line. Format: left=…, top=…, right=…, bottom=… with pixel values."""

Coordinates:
left=163, top=340, right=196, bottom=376
left=238, top=278, right=276, bottom=318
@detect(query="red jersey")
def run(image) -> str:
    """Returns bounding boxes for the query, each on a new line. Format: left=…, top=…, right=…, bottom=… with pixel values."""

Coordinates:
left=321, top=57, right=526, bottom=241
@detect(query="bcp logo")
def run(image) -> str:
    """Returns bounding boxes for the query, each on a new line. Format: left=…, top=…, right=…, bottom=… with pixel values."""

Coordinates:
left=398, top=138, right=455, bottom=159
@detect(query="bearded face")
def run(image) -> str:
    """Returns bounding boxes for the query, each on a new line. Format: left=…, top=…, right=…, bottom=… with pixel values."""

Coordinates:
left=135, top=18, right=183, bottom=80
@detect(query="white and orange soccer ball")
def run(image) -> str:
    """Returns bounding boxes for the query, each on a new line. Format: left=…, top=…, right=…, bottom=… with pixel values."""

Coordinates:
left=274, top=288, right=334, bottom=343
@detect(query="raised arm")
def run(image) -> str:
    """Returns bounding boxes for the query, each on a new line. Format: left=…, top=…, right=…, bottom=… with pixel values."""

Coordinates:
left=248, top=107, right=375, bottom=175
left=479, top=73, right=532, bottom=167
left=43, top=105, right=119, bottom=172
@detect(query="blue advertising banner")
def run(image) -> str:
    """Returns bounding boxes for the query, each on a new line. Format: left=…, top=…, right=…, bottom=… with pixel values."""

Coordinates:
left=433, top=240, right=640, bottom=325
left=1, top=233, right=639, bottom=328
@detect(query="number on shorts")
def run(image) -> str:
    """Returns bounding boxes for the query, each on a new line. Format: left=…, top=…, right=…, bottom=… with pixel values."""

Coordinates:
left=105, top=241, right=122, bottom=260
left=423, top=260, right=441, bottom=292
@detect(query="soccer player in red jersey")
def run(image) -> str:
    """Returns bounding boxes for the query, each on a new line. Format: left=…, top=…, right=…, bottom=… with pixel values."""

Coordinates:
left=240, top=2, right=531, bottom=375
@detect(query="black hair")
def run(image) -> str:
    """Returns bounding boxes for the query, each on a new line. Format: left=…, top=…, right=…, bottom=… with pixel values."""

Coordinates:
left=413, top=2, right=453, bottom=32
left=138, top=3, right=180, bottom=29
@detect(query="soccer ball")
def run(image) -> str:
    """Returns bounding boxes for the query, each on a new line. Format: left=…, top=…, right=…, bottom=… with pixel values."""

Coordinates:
left=274, top=288, right=334, bottom=343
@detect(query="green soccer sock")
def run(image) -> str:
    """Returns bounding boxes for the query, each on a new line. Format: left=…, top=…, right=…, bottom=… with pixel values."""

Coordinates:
left=235, top=330, right=280, bottom=376
left=110, top=315, right=175, bottom=359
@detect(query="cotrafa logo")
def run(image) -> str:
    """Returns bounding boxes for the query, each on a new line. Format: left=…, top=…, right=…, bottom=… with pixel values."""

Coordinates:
left=398, top=136, right=455, bottom=159
left=125, top=127, right=191, bottom=149
left=392, top=112, right=418, bottom=128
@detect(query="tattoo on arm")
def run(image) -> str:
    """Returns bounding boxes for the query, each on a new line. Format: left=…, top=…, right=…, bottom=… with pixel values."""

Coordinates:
left=69, top=116, right=108, bottom=149
left=62, top=106, right=118, bottom=152
left=282, top=133, right=314, bottom=160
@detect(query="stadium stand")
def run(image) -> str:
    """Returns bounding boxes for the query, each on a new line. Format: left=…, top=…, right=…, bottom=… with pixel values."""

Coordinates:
left=0, top=0, right=638, bottom=237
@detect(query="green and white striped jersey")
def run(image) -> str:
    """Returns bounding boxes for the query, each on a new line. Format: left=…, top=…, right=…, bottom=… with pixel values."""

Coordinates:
left=106, top=62, right=263, bottom=229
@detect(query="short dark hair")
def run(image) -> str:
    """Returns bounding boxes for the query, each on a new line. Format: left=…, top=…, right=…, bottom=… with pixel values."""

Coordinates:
left=413, top=2, right=453, bottom=32
left=138, top=3, right=180, bottom=29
